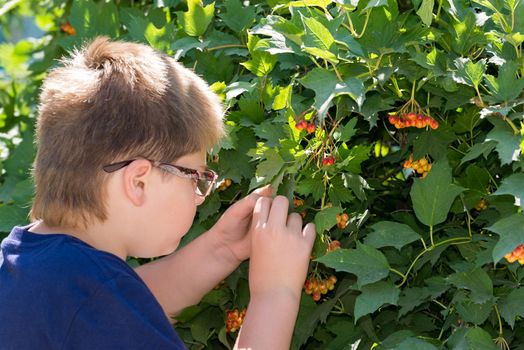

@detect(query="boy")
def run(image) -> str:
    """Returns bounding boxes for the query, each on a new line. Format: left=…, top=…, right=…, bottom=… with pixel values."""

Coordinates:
left=0, top=37, right=316, bottom=349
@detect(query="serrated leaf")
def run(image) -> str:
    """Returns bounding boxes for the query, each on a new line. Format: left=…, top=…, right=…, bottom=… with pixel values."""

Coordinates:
left=301, top=16, right=338, bottom=63
left=452, top=57, right=486, bottom=89
left=339, top=118, right=358, bottom=142
left=314, top=206, right=343, bottom=233
left=446, top=267, right=493, bottom=303
left=454, top=298, right=493, bottom=324
left=251, top=148, right=285, bottom=188
left=341, top=172, right=371, bottom=201
left=176, top=0, right=215, bottom=37
left=296, top=173, right=324, bottom=201
left=486, top=119, right=521, bottom=165
left=413, top=129, right=456, bottom=161
left=0, top=204, right=29, bottom=232
left=364, top=221, right=422, bottom=250
left=448, top=327, right=499, bottom=350
left=300, top=68, right=365, bottom=120
left=498, top=288, right=524, bottom=328
left=492, top=173, right=524, bottom=209
left=416, top=0, right=434, bottom=26
left=395, top=337, right=439, bottom=350
left=241, top=35, right=277, bottom=77
left=486, top=213, right=524, bottom=263
left=460, top=140, right=497, bottom=165
left=219, top=0, right=255, bottom=32
left=354, top=281, right=400, bottom=322
left=410, top=161, right=465, bottom=227
left=315, top=243, right=390, bottom=288
left=272, top=84, right=292, bottom=110
left=339, top=145, right=371, bottom=174
left=484, top=61, right=524, bottom=104
left=398, top=287, right=433, bottom=317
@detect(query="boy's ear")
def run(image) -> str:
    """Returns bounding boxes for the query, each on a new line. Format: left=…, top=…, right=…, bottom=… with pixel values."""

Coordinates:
left=122, top=159, right=154, bottom=206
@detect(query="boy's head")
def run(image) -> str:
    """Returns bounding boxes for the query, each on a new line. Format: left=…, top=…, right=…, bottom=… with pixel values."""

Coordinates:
left=30, top=37, right=225, bottom=233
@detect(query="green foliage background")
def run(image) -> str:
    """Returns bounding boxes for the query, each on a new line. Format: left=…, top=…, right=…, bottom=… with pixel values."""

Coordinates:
left=1, top=0, right=524, bottom=348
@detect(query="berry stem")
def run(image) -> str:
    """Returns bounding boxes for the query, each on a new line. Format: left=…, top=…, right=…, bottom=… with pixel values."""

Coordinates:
left=494, top=304, right=504, bottom=337
left=429, top=224, right=435, bottom=247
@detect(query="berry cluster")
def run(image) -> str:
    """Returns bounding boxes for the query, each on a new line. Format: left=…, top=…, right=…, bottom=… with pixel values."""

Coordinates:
left=327, top=239, right=341, bottom=252
left=293, top=197, right=304, bottom=208
left=474, top=199, right=488, bottom=211
left=304, top=275, right=337, bottom=301
left=403, top=155, right=432, bottom=178
left=336, top=213, right=349, bottom=229
left=322, top=155, right=335, bottom=166
left=388, top=112, right=439, bottom=130
left=217, top=178, right=232, bottom=192
left=60, top=22, right=76, bottom=36
left=295, top=120, right=316, bottom=134
left=504, top=245, right=524, bottom=265
left=225, top=308, right=247, bottom=333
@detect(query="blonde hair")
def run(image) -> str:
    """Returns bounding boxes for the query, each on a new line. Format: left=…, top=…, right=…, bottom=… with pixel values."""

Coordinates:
left=30, top=37, right=225, bottom=229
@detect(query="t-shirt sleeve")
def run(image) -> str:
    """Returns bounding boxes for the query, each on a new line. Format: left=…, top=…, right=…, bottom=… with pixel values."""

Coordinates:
left=61, top=274, right=186, bottom=350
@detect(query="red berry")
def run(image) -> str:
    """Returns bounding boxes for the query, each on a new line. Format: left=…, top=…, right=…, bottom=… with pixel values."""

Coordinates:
left=429, top=119, right=439, bottom=129
left=295, top=120, right=307, bottom=130
left=406, top=112, right=417, bottom=121
left=306, top=123, right=316, bottom=134
left=322, top=156, right=335, bottom=166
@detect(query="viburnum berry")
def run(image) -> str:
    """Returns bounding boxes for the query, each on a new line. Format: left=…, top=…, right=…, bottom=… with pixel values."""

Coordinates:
left=217, top=178, right=232, bottom=192
left=60, top=22, right=76, bottom=36
left=404, top=155, right=432, bottom=178
left=474, top=199, right=488, bottom=211
left=387, top=112, right=439, bottom=130
left=336, top=213, right=349, bottom=229
left=293, top=197, right=304, bottom=208
left=306, top=122, right=316, bottom=134
left=295, top=119, right=307, bottom=131
left=504, top=245, right=524, bottom=265
left=303, top=274, right=338, bottom=301
left=327, top=239, right=341, bottom=252
left=322, top=155, right=335, bottom=166
left=225, top=308, right=247, bottom=333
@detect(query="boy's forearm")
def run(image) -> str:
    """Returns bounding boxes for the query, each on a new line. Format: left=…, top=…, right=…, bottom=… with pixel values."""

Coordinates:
left=235, top=290, right=301, bottom=350
left=135, top=228, right=240, bottom=320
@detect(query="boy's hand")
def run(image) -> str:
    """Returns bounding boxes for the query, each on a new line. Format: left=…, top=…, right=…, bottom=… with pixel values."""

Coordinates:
left=248, top=196, right=316, bottom=300
left=210, top=185, right=273, bottom=264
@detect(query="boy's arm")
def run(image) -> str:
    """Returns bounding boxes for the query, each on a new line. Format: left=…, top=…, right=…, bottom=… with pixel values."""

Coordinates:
left=235, top=196, right=316, bottom=350
left=135, top=187, right=272, bottom=320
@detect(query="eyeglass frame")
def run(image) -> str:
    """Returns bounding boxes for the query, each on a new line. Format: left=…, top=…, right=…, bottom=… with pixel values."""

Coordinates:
left=102, top=159, right=218, bottom=197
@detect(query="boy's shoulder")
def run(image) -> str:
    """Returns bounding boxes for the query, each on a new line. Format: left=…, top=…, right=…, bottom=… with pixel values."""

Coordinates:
left=0, top=224, right=185, bottom=349
left=0, top=224, right=135, bottom=285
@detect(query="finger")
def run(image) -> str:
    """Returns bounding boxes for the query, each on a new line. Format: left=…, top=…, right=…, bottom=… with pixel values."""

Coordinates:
left=228, top=186, right=273, bottom=219
left=252, top=184, right=273, bottom=197
left=267, top=195, right=289, bottom=227
left=252, top=196, right=271, bottom=227
left=302, top=223, right=317, bottom=249
left=286, top=212, right=302, bottom=232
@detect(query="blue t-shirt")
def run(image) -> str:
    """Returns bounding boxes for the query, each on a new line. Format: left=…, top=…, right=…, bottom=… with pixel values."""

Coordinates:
left=0, top=224, right=187, bottom=349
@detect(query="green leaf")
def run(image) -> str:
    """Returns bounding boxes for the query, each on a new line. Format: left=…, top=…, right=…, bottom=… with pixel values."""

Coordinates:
left=341, top=172, right=371, bottom=201
left=241, top=35, right=277, bottom=77
left=219, top=0, right=256, bottom=32
left=492, top=173, right=524, bottom=210
left=0, top=204, right=29, bottom=233
left=395, top=337, right=439, bottom=350
left=272, top=84, right=292, bottom=110
left=486, top=119, right=522, bottom=165
left=412, top=129, right=456, bottom=161
left=410, top=161, right=465, bottom=227
left=339, top=145, right=371, bottom=174
left=354, top=281, right=400, bottom=322
left=300, top=68, right=365, bottom=120
left=446, top=267, right=493, bottom=303
left=454, top=297, right=493, bottom=324
left=296, top=172, right=324, bottom=201
left=484, top=61, right=524, bottom=104
left=447, top=327, right=499, bottom=350
left=416, top=0, right=434, bottom=26
left=250, top=148, right=285, bottom=189
left=338, top=118, right=358, bottom=142
left=498, top=288, right=524, bottom=328
left=314, top=206, right=343, bottom=234
left=176, top=0, right=215, bottom=36
left=452, top=57, right=486, bottom=90
left=364, top=221, right=422, bottom=250
left=315, top=243, right=390, bottom=288
left=398, top=287, right=433, bottom=317
left=486, top=213, right=524, bottom=263
left=301, top=16, right=338, bottom=63
left=460, top=140, right=497, bottom=165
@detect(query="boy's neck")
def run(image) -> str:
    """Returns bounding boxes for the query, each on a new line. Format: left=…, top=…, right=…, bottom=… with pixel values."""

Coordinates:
left=28, top=220, right=128, bottom=261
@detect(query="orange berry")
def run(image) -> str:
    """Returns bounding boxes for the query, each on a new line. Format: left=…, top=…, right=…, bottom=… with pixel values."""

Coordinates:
left=312, top=292, right=321, bottom=301
left=306, top=123, right=316, bottom=134
left=341, top=213, right=349, bottom=222
left=429, top=119, right=439, bottom=129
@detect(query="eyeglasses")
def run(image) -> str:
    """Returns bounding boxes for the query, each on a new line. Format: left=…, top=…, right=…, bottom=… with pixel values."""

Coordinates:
left=103, top=159, right=218, bottom=197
